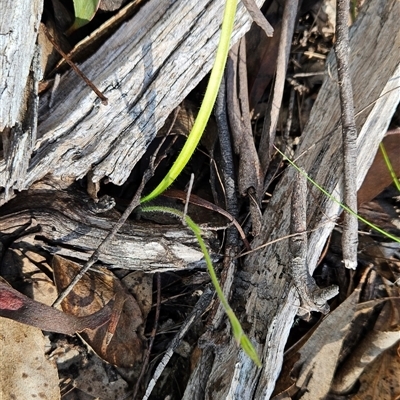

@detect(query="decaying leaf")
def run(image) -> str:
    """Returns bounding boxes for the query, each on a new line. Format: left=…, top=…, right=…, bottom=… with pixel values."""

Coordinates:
left=72, top=354, right=130, bottom=399
left=52, top=255, right=146, bottom=367
left=351, top=341, right=400, bottom=400
left=0, top=277, right=112, bottom=335
left=0, top=319, right=61, bottom=400
left=332, top=280, right=400, bottom=393
left=289, top=271, right=370, bottom=399
left=358, top=131, right=400, bottom=206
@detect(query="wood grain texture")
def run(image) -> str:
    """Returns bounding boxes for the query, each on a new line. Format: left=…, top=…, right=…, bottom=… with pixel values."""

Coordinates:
left=183, top=0, right=400, bottom=398
left=0, top=0, right=43, bottom=130
left=0, top=0, right=43, bottom=202
left=0, top=0, right=264, bottom=201
left=0, top=182, right=217, bottom=272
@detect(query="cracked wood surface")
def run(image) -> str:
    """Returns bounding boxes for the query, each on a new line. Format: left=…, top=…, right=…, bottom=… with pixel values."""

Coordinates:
left=0, top=181, right=217, bottom=272
left=0, top=0, right=43, bottom=201
left=183, top=0, right=400, bottom=398
left=0, top=0, right=264, bottom=205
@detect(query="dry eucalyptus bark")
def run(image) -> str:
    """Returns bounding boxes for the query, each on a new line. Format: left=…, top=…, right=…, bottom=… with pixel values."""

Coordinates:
left=0, top=0, right=43, bottom=202
left=0, top=0, right=265, bottom=206
left=183, top=0, right=400, bottom=398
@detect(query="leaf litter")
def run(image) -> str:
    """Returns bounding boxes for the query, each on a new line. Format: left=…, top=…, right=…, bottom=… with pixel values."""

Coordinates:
left=1, top=0, right=400, bottom=398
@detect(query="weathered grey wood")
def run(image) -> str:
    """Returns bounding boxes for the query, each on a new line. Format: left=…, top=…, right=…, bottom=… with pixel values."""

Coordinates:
left=183, top=0, right=400, bottom=398
left=0, top=181, right=217, bottom=272
left=0, top=0, right=264, bottom=206
left=0, top=0, right=43, bottom=201
left=0, top=0, right=43, bottom=129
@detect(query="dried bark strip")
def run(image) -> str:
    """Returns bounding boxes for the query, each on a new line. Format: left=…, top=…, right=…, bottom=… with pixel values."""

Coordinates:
left=0, top=0, right=42, bottom=202
left=258, top=0, right=299, bottom=173
left=0, top=0, right=265, bottom=206
left=0, top=0, right=43, bottom=129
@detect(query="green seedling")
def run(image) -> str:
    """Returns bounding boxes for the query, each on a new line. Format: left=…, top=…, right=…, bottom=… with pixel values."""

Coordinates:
left=141, top=206, right=262, bottom=367
left=140, top=0, right=237, bottom=204
left=139, top=0, right=262, bottom=366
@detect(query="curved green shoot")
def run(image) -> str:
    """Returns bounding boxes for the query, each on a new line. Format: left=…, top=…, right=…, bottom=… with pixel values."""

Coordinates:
left=380, top=142, right=400, bottom=191
left=275, top=146, right=400, bottom=243
left=140, top=0, right=237, bottom=204
left=141, top=205, right=262, bottom=367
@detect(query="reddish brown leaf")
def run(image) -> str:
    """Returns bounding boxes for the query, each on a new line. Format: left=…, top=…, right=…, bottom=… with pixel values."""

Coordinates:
left=358, top=131, right=400, bottom=206
left=0, top=278, right=112, bottom=335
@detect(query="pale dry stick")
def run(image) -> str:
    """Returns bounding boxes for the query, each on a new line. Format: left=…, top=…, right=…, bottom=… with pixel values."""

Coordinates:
left=334, top=0, right=358, bottom=269
left=132, top=273, right=161, bottom=400
left=241, top=0, right=274, bottom=37
left=290, top=171, right=339, bottom=316
left=182, top=173, right=195, bottom=222
left=142, top=287, right=214, bottom=400
left=258, top=0, right=299, bottom=174
left=287, top=86, right=400, bottom=168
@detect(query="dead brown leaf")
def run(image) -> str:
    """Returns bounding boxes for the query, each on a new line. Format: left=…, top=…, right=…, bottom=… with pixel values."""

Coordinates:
left=358, top=131, right=400, bottom=206
left=52, top=255, right=146, bottom=367
left=0, top=319, right=61, bottom=400
left=350, top=341, right=400, bottom=400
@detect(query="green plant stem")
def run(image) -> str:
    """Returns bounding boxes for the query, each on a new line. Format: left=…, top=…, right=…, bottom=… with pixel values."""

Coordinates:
left=140, top=0, right=237, bottom=203
left=275, top=146, right=400, bottom=243
left=141, top=205, right=262, bottom=367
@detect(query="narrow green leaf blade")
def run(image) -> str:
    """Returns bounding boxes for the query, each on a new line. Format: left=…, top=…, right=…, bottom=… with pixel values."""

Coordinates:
left=70, top=0, right=101, bottom=31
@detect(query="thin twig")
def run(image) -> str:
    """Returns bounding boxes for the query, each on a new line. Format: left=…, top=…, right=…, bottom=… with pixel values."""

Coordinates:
left=43, top=26, right=108, bottom=105
left=238, top=217, right=338, bottom=258
left=132, top=273, right=161, bottom=399
left=142, top=287, right=214, bottom=400
left=183, top=173, right=195, bottom=222
left=335, top=0, right=358, bottom=269
left=163, top=189, right=251, bottom=250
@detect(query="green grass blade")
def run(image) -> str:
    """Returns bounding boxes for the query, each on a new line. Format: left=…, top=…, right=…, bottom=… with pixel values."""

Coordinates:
left=140, top=0, right=237, bottom=204
left=380, top=142, right=400, bottom=191
left=141, top=205, right=262, bottom=367
left=275, top=146, right=400, bottom=243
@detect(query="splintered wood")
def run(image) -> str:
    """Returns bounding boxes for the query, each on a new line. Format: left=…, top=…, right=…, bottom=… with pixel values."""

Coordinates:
left=0, top=0, right=265, bottom=205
